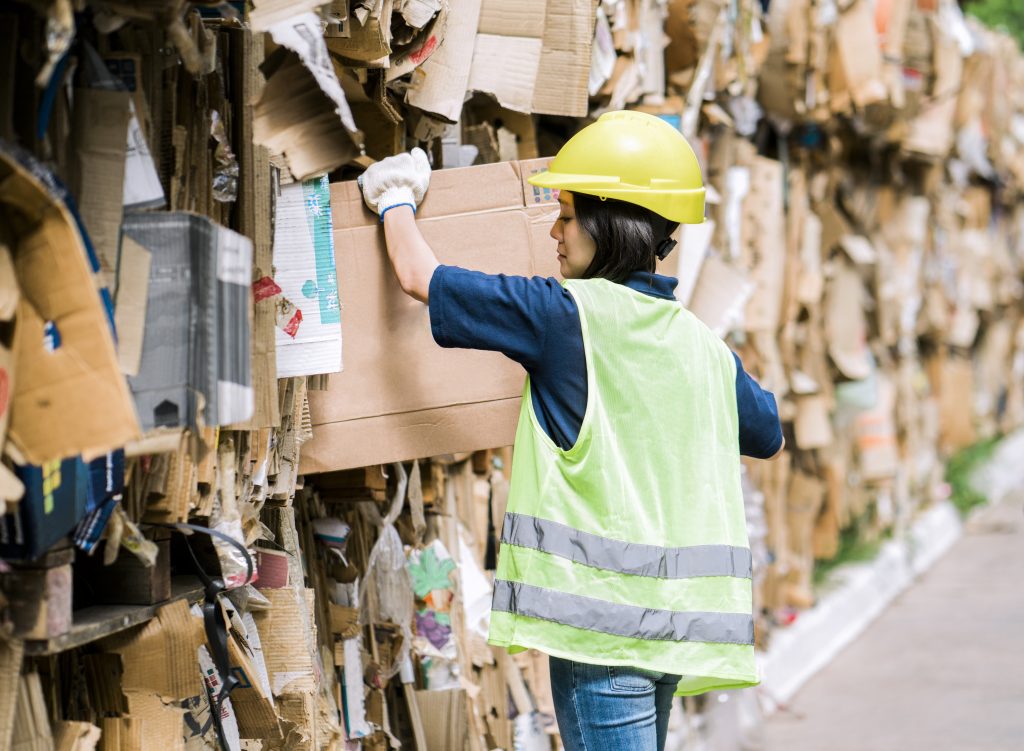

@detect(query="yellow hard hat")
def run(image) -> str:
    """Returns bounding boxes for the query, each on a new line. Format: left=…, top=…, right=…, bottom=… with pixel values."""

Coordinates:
left=528, top=110, right=705, bottom=224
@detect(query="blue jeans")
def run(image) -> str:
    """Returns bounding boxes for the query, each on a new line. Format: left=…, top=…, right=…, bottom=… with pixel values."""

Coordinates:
left=549, top=656, right=681, bottom=751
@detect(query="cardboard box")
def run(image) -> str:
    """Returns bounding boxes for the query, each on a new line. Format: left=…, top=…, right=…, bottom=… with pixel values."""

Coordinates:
left=99, top=599, right=205, bottom=702
left=300, top=158, right=559, bottom=473
left=0, top=458, right=87, bottom=561
left=1, top=147, right=140, bottom=466
left=468, top=0, right=594, bottom=117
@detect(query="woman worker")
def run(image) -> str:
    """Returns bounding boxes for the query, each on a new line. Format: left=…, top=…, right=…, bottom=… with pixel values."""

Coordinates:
left=358, top=110, right=784, bottom=751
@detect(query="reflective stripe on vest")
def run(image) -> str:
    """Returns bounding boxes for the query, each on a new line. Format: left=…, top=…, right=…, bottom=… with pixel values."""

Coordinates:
left=488, top=278, right=756, bottom=690
left=492, top=580, right=755, bottom=646
left=501, top=511, right=753, bottom=579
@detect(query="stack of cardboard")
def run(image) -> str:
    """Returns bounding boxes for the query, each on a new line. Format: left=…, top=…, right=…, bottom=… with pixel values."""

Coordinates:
left=2, top=0, right=1024, bottom=749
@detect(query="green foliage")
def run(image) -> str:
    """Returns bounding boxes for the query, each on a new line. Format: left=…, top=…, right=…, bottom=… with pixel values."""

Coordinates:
left=811, top=434, right=1004, bottom=590
left=944, top=434, right=1002, bottom=517
left=812, top=517, right=884, bottom=590
left=967, top=0, right=1024, bottom=49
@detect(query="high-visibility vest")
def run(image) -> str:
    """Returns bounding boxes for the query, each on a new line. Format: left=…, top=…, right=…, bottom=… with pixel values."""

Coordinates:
left=487, top=278, right=757, bottom=696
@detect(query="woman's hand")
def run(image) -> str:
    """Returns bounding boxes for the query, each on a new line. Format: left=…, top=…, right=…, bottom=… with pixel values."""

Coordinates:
left=358, top=147, right=432, bottom=220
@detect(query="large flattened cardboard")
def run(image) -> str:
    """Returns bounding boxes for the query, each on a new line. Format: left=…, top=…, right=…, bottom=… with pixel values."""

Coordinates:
left=301, top=159, right=558, bottom=474
left=468, top=0, right=594, bottom=118
left=0, top=148, right=140, bottom=465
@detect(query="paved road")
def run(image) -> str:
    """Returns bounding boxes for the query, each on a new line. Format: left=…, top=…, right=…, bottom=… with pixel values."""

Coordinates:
left=761, top=493, right=1024, bottom=751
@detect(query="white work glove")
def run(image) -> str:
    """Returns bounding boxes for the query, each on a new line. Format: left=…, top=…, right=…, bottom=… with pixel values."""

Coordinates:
left=358, top=147, right=432, bottom=220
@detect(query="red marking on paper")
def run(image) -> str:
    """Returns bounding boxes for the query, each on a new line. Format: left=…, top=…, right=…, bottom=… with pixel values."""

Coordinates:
left=253, top=276, right=283, bottom=302
left=410, top=36, right=439, bottom=65
left=283, top=309, right=303, bottom=338
left=0, top=368, right=7, bottom=417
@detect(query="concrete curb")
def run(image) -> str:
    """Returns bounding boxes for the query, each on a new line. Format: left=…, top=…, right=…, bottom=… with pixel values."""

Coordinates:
left=758, top=500, right=963, bottom=709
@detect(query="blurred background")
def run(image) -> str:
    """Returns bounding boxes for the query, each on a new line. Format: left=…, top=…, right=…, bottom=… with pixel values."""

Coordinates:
left=0, top=1, right=1022, bottom=750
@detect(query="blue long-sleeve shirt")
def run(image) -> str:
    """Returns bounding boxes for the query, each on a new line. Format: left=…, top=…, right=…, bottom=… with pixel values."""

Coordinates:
left=427, top=266, right=783, bottom=458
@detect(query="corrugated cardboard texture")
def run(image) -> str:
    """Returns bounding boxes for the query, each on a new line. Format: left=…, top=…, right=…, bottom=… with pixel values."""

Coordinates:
left=740, top=155, right=786, bottom=332
left=228, top=629, right=282, bottom=740
left=125, top=691, right=185, bottom=751
left=53, top=721, right=101, bottom=751
left=406, top=0, right=483, bottom=122
left=113, top=236, right=151, bottom=377
left=70, top=88, right=131, bottom=287
left=468, top=0, right=594, bottom=117
left=301, top=160, right=558, bottom=473
left=1, top=150, right=140, bottom=465
left=0, top=639, right=24, bottom=751
left=99, top=599, right=204, bottom=702
left=99, top=717, right=141, bottom=751
left=414, top=689, right=469, bottom=750
left=253, top=47, right=358, bottom=181
left=252, top=588, right=317, bottom=696
left=234, top=28, right=280, bottom=430
left=531, top=0, right=594, bottom=116
left=11, top=672, right=52, bottom=751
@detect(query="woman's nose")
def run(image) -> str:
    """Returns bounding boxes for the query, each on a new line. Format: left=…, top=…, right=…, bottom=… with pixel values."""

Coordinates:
left=550, top=220, right=561, bottom=242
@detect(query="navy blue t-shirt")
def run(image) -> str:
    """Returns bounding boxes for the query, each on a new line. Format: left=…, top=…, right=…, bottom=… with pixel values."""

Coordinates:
left=427, top=266, right=783, bottom=458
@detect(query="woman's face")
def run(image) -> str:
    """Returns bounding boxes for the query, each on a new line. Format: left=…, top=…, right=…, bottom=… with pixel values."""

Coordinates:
left=550, top=191, right=597, bottom=279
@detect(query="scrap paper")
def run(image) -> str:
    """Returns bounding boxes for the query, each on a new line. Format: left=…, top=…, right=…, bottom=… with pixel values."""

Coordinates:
left=273, top=175, right=343, bottom=378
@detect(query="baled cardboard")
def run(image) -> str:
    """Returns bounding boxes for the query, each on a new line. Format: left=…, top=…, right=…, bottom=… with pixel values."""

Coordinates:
left=825, top=262, right=872, bottom=380
left=69, top=88, right=131, bottom=287
left=469, top=0, right=594, bottom=117
left=0, top=256, right=13, bottom=452
left=272, top=176, right=342, bottom=378
left=327, top=3, right=392, bottom=63
left=1, top=148, right=140, bottom=465
left=123, top=212, right=253, bottom=431
left=406, top=0, right=483, bottom=122
left=414, top=689, right=469, bottom=751
left=386, top=1, right=451, bottom=82
left=53, top=721, right=101, bottom=751
left=249, top=0, right=333, bottom=31
left=834, top=0, right=887, bottom=110
left=99, top=599, right=205, bottom=702
left=686, top=253, right=754, bottom=337
left=531, top=0, right=594, bottom=116
left=301, top=159, right=558, bottom=473
left=12, top=672, right=53, bottom=751
left=252, top=588, right=318, bottom=696
left=0, top=240, right=17, bottom=321
left=228, top=624, right=282, bottom=740
left=99, top=717, right=141, bottom=751
left=113, top=236, right=151, bottom=377
left=124, top=691, right=186, bottom=751
left=254, top=11, right=359, bottom=181
left=233, top=27, right=280, bottom=431
left=740, top=155, right=786, bottom=332
left=0, top=639, right=23, bottom=749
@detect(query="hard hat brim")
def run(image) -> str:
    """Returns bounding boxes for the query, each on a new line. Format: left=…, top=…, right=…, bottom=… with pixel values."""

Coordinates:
left=529, top=169, right=706, bottom=224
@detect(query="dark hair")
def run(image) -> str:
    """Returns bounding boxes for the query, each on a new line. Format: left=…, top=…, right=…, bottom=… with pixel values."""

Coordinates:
left=572, top=192, right=679, bottom=283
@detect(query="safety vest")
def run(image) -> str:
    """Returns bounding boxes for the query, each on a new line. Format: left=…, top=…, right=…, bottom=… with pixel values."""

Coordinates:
left=487, top=278, right=757, bottom=695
